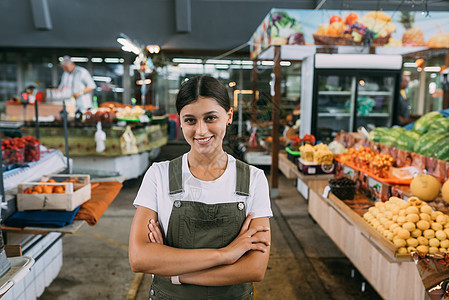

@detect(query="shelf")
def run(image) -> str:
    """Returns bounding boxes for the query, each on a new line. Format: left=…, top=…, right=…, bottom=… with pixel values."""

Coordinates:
left=318, top=91, right=392, bottom=97
left=318, top=113, right=351, bottom=117
left=358, top=91, right=393, bottom=96
left=2, top=220, right=85, bottom=235
left=318, top=112, right=390, bottom=118
left=357, top=113, right=390, bottom=117
left=318, top=91, right=351, bottom=96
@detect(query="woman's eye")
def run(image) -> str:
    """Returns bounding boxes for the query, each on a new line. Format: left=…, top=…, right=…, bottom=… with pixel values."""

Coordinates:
left=184, top=118, right=195, bottom=124
left=205, top=115, right=217, bottom=121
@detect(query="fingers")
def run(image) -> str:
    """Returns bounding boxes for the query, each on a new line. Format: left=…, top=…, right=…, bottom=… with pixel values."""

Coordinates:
left=245, top=225, right=270, bottom=238
left=239, top=212, right=254, bottom=234
left=148, top=219, right=164, bottom=244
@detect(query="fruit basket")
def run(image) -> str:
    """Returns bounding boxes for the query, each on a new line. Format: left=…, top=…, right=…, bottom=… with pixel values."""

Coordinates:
left=329, top=177, right=356, bottom=200
left=312, top=34, right=390, bottom=46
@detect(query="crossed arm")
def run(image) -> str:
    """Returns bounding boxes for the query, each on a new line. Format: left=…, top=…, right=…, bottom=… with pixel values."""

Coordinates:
left=128, top=206, right=271, bottom=286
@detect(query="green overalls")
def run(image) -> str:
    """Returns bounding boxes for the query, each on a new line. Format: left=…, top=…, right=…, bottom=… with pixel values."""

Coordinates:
left=149, top=156, right=254, bottom=300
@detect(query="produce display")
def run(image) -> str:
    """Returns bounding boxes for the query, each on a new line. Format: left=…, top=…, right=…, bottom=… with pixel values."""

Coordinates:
left=410, top=174, right=442, bottom=202
left=363, top=196, right=449, bottom=254
left=329, top=177, right=356, bottom=200
left=23, top=179, right=66, bottom=194
left=314, top=11, right=395, bottom=46
left=1, top=136, right=40, bottom=165
left=299, top=143, right=334, bottom=164
left=338, top=147, right=395, bottom=178
left=368, top=112, right=449, bottom=162
left=115, top=106, right=146, bottom=121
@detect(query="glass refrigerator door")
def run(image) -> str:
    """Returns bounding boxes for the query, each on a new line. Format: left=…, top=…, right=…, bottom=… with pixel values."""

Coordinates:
left=316, top=74, right=356, bottom=143
left=355, top=74, right=395, bottom=130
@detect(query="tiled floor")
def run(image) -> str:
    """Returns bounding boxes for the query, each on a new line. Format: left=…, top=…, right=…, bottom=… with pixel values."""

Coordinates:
left=38, top=143, right=382, bottom=300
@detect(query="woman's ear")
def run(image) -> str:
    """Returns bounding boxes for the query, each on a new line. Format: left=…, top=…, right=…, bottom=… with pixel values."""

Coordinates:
left=227, top=107, right=233, bottom=125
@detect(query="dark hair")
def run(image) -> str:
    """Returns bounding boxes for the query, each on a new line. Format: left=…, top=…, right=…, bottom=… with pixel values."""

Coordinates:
left=176, top=76, right=231, bottom=114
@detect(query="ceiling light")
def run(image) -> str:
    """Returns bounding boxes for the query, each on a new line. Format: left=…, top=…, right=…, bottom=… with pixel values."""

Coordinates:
left=404, top=62, right=417, bottom=68
left=105, top=58, right=120, bottom=63
left=178, top=63, right=203, bottom=68
left=146, top=45, right=160, bottom=54
left=424, top=66, right=441, bottom=72
left=280, top=61, right=291, bottom=66
left=59, top=56, right=88, bottom=63
left=93, top=76, right=112, bottom=83
left=172, top=58, right=203, bottom=63
left=117, top=33, right=141, bottom=55
left=206, top=59, right=232, bottom=64
left=91, top=57, right=103, bottom=63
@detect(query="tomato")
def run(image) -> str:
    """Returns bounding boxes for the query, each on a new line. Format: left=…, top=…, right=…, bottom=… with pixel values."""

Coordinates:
left=345, top=12, right=358, bottom=25
left=329, top=15, right=342, bottom=24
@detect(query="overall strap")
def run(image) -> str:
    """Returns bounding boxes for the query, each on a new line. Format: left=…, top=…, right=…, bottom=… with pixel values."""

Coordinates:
left=168, top=156, right=183, bottom=195
left=235, top=159, right=250, bottom=196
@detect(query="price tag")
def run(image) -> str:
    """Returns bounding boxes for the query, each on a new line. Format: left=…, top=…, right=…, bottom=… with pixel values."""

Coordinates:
left=139, top=115, right=150, bottom=123
left=322, top=185, right=331, bottom=198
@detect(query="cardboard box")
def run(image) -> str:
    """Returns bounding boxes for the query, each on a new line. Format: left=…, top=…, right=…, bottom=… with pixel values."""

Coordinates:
left=17, top=174, right=91, bottom=211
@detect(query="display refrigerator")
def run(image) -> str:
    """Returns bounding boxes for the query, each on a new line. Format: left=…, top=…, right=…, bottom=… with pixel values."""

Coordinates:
left=300, top=53, right=403, bottom=143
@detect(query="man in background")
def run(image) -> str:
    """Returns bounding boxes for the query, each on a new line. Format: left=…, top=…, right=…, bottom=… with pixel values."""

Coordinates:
left=398, top=75, right=411, bottom=125
left=58, top=56, right=96, bottom=112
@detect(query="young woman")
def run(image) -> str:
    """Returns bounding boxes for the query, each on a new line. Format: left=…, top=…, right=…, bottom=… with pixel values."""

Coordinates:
left=129, top=76, right=272, bottom=300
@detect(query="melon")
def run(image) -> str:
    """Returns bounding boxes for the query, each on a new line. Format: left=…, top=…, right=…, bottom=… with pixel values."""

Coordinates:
left=410, top=174, right=441, bottom=201
left=443, top=180, right=449, bottom=203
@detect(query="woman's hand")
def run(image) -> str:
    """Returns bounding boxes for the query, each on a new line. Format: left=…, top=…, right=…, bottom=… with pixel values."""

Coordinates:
left=148, top=219, right=164, bottom=245
left=220, top=212, right=270, bottom=265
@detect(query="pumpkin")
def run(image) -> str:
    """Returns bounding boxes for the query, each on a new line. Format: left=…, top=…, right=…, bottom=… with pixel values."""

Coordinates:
left=410, top=174, right=441, bottom=201
left=442, top=180, right=449, bottom=203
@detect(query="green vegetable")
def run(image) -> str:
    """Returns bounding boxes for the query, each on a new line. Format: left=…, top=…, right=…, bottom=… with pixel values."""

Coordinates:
left=428, top=117, right=449, bottom=132
left=413, top=111, right=443, bottom=134
left=368, top=127, right=389, bottom=142
left=379, top=127, right=405, bottom=147
left=417, top=132, right=449, bottom=156
left=430, top=136, right=449, bottom=161
left=395, top=130, right=421, bottom=151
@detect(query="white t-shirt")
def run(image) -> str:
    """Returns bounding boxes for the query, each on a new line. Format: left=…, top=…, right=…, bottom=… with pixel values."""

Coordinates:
left=133, top=153, right=272, bottom=237
left=58, top=66, right=96, bottom=112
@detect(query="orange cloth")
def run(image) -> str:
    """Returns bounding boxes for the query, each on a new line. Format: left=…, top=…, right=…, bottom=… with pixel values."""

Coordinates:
left=75, top=181, right=123, bottom=225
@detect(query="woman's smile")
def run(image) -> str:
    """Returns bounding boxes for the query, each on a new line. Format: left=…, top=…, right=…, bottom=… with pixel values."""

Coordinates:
left=194, top=136, right=213, bottom=145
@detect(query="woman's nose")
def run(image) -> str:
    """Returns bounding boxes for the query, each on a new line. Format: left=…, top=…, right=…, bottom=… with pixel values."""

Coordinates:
left=196, top=120, right=207, bottom=135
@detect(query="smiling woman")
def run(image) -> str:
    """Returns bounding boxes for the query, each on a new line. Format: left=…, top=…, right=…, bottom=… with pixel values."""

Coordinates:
left=129, top=75, right=272, bottom=300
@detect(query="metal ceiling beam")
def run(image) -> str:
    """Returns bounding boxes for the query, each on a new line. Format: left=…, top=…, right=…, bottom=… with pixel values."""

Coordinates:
left=30, top=0, right=52, bottom=30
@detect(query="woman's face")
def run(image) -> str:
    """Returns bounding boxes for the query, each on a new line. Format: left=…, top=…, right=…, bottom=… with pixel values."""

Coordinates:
left=180, top=97, right=232, bottom=156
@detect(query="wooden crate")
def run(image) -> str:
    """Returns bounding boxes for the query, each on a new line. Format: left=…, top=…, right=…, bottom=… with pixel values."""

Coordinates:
left=17, top=174, right=91, bottom=211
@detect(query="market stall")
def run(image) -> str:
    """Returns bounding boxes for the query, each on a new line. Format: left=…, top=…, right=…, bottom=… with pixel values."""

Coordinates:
left=249, top=8, right=449, bottom=299
left=0, top=135, right=124, bottom=299
left=15, top=102, right=169, bottom=179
